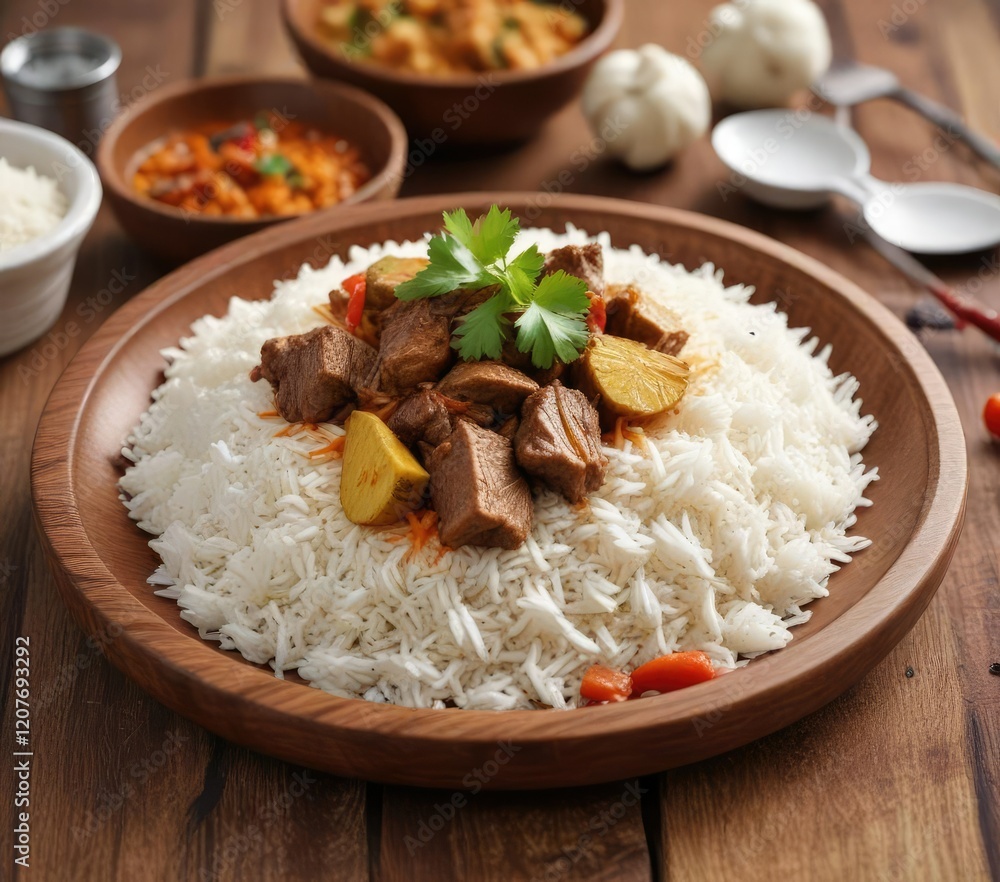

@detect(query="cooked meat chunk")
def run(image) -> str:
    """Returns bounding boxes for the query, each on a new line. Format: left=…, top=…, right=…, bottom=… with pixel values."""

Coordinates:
left=606, top=284, right=689, bottom=357
left=515, top=381, right=607, bottom=503
left=250, top=326, right=376, bottom=423
left=388, top=388, right=497, bottom=449
left=364, top=255, right=429, bottom=310
left=497, top=415, right=519, bottom=441
left=369, top=298, right=453, bottom=394
left=387, top=390, right=454, bottom=447
left=435, top=360, right=539, bottom=415
left=428, top=421, right=533, bottom=549
left=542, top=243, right=605, bottom=299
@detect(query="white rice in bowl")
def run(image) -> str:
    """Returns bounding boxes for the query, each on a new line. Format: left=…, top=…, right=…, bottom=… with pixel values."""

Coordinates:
left=120, top=225, right=878, bottom=710
left=0, top=157, right=68, bottom=253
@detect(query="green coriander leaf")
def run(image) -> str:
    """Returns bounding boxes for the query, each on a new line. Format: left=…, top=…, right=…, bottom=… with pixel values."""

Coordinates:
left=395, top=234, right=495, bottom=300
left=254, top=154, right=294, bottom=176
left=476, top=205, right=519, bottom=264
left=531, top=268, right=590, bottom=315
left=443, top=205, right=519, bottom=266
left=514, top=304, right=590, bottom=368
left=442, top=208, right=475, bottom=250
left=502, top=244, right=544, bottom=305
left=452, top=292, right=512, bottom=361
left=513, top=271, right=591, bottom=368
left=508, top=243, right=544, bottom=278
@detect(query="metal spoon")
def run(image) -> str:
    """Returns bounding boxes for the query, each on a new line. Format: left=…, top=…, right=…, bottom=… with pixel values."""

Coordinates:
left=812, top=61, right=1000, bottom=171
left=711, top=110, right=1000, bottom=342
left=711, top=110, right=1000, bottom=254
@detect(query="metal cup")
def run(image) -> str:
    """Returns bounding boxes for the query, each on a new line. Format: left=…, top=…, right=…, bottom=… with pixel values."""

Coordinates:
left=1, top=28, right=122, bottom=155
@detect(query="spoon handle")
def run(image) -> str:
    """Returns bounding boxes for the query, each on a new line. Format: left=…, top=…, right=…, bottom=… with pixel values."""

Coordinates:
left=894, top=88, right=1000, bottom=171
left=864, top=231, right=1000, bottom=344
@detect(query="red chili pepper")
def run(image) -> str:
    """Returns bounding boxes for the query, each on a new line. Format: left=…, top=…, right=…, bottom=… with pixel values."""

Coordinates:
left=587, top=294, right=606, bottom=334
left=236, top=131, right=256, bottom=153
left=343, top=273, right=366, bottom=333
left=629, top=651, right=716, bottom=696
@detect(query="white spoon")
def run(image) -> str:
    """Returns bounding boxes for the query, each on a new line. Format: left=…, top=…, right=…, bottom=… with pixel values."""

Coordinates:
left=711, top=110, right=1000, bottom=255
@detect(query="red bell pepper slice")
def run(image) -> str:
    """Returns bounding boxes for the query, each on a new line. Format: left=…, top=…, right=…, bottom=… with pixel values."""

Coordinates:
left=343, top=273, right=366, bottom=333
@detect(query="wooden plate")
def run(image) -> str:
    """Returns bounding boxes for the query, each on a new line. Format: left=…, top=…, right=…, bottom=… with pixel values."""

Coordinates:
left=31, top=193, right=967, bottom=790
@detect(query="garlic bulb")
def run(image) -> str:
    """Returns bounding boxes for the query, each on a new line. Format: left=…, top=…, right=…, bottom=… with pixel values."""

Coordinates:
left=700, top=0, right=832, bottom=109
left=581, top=44, right=711, bottom=172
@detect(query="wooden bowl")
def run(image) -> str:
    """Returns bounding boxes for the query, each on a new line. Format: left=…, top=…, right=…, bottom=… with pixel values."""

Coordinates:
left=31, top=193, right=967, bottom=790
left=96, top=75, right=408, bottom=263
left=281, top=0, right=624, bottom=144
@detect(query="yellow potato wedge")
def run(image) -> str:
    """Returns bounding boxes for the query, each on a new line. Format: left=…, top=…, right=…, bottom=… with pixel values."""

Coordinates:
left=340, top=411, right=429, bottom=526
left=575, top=334, right=690, bottom=427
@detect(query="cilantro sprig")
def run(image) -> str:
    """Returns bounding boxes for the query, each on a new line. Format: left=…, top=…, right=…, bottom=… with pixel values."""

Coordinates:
left=395, top=206, right=590, bottom=369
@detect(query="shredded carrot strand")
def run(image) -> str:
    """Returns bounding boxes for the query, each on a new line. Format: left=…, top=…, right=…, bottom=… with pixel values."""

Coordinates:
left=387, top=509, right=448, bottom=561
left=257, top=409, right=280, bottom=419
left=274, top=422, right=308, bottom=438
left=308, top=435, right=346, bottom=459
left=605, top=416, right=647, bottom=453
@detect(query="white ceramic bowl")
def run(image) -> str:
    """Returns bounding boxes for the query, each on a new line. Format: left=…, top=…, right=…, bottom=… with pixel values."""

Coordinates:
left=0, top=118, right=102, bottom=356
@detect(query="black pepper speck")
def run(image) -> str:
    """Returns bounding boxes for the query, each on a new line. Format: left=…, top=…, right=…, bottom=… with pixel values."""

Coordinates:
left=905, top=666, right=915, bottom=678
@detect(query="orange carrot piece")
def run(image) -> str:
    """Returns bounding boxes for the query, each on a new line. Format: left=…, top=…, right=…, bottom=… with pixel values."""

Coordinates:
left=629, top=651, right=716, bottom=696
left=580, top=664, right=632, bottom=703
left=308, top=435, right=346, bottom=458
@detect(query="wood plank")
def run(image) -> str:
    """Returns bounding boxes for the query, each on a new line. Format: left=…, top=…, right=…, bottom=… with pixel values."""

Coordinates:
left=658, top=599, right=990, bottom=882
left=378, top=782, right=652, bottom=882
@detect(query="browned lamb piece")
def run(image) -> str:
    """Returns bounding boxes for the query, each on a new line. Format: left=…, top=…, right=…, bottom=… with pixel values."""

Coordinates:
left=514, top=381, right=607, bottom=503
left=427, top=420, right=533, bottom=549
left=369, top=298, right=454, bottom=395
left=605, top=284, right=689, bottom=357
left=386, top=389, right=455, bottom=448
left=387, top=388, right=495, bottom=450
left=497, top=415, right=519, bottom=441
left=435, top=360, right=539, bottom=415
left=249, top=326, right=376, bottom=423
left=364, top=256, right=430, bottom=310
left=541, top=242, right=605, bottom=299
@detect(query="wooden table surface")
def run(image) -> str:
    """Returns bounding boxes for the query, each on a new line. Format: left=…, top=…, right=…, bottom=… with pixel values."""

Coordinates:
left=2, top=0, right=998, bottom=879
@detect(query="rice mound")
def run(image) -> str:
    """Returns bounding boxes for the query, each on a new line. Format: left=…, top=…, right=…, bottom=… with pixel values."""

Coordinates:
left=120, top=225, right=878, bottom=710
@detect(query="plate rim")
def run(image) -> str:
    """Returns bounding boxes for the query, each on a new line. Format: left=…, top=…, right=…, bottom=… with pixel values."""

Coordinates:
left=31, top=192, right=968, bottom=787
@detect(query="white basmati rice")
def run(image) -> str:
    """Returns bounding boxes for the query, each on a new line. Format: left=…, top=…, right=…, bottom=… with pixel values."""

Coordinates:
left=0, top=157, right=67, bottom=253
left=120, top=225, right=878, bottom=710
